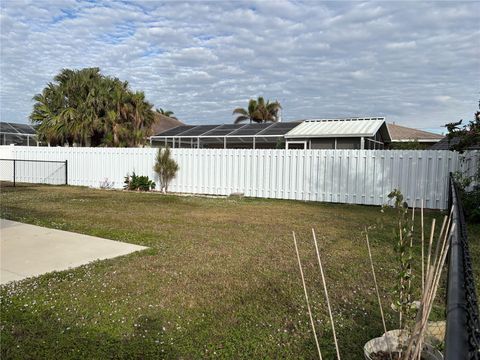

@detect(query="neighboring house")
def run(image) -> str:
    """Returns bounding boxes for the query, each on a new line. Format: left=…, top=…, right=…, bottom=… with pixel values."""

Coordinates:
left=150, top=112, right=184, bottom=136
left=0, top=122, right=39, bottom=146
left=430, top=136, right=480, bottom=150
left=284, top=117, right=390, bottom=149
left=387, top=123, right=444, bottom=148
left=150, top=117, right=391, bottom=149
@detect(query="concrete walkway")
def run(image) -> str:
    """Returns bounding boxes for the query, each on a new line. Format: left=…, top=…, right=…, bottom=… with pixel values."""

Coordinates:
left=0, top=219, right=148, bottom=284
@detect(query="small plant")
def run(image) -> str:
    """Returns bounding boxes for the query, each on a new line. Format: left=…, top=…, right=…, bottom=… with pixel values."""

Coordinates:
left=124, top=172, right=155, bottom=191
left=384, top=189, right=416, bottom=330
left=153, top=147, right=179, bottom=193
left=99, top=178, right=114, bottom=189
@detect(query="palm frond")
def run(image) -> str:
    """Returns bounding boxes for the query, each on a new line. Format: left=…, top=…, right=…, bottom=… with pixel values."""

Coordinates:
left=234, top=115, right=250, bottom=124
left=232, top=108, right=248, bottom=116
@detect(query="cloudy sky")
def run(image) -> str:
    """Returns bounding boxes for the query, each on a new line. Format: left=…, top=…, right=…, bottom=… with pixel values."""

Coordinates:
left=1, top=1, right=478, bottom=131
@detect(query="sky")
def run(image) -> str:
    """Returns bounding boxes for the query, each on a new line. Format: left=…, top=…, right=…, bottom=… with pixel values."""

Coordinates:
left=0, top=1, right=479, bottom=132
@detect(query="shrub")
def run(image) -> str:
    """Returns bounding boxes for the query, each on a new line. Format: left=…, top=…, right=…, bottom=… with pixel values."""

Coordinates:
left=389, top=140, right=427, bottom=150
left=99, top=178, right=114, bottom=189
left=124, top=172, right=155, bottom=191
left=153, top=147, right=179, bottom=193
left=462, top=187, right=480, bottom=222
left=453, top=171, right=480, bottom=223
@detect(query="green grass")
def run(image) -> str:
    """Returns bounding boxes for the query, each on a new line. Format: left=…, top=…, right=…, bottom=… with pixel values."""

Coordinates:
left=0, top=184, right=478, bottom=359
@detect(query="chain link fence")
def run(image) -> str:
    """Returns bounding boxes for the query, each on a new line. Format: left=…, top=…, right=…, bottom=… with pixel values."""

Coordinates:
left=445, top=174, right=480, bottom=359
left=0, top=159, right=67, bottom=186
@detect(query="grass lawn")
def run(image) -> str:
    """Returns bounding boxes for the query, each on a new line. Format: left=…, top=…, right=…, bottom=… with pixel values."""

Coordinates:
left=1, top=184, right=478, bottom=359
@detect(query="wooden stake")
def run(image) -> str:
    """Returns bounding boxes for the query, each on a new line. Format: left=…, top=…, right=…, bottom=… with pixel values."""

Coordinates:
left=429, top=215, right=449, bottom=295
left=403, top=214, right=454, bottom=360
left=312, top=229, right=341, bottom=360
left=426, top=218, right=436, bottom=278
left=293, top=232, right=323, bottom=360
left=365, top=229, right=393, bottom=360
left=421, top=199, right=425, bottom=292
left=411, top=222, right=454, bottom=360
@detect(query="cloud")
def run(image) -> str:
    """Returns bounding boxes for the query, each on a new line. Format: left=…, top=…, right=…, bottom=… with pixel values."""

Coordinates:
left=385, top=41, right=417, bottom=50
left=434, top=95, right=452, bottom=103
left=0, top=0, right=478, bottom=130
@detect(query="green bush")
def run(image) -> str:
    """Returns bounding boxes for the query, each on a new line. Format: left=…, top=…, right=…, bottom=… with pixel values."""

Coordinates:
left=389, top=141, right=427, bottom=150
left=453, top=171, right=480, bottom=223
left=457, top=185, right=480, bottom=223
left=123, top=172, right=156, bottom=191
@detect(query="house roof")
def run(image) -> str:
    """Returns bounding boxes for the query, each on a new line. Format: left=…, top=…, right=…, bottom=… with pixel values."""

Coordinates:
left=387, top=123, right=444, bottom=142
left=285, top=117, right=390, bottom=140
left=430, top=136, right=480, bottom=150
left=150, top=112, right=184, bottom=135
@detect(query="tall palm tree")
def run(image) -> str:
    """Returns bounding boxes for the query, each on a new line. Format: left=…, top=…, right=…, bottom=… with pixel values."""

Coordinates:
left=233, top=97, right=282, bottom=124
left=31, top=84, right=67, bottom=145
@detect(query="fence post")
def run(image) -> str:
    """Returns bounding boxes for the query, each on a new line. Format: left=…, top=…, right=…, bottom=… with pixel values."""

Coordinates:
left=13, top=159, right=15, bottom=187
left=65, top=160, right=68, bottom=185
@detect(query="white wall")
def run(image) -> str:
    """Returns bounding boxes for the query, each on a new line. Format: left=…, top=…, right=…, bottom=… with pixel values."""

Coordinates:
left=1, top=145, right=477, bottom=209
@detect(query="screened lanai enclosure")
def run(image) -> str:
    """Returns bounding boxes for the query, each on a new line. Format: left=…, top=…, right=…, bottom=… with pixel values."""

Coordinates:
left=150, top=118, right=391, bottom=150
left=150, top=122, right=300, bottom=149
left=0, top=122, right=39, bottom=146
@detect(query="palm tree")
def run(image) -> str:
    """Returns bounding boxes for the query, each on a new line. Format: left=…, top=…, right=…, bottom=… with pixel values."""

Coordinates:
left=233, top=98, right=258, bottom=124
left=31, top=84, right=67, bottom=145
left=131, top=91, right=154, bottom=139
left=30, top=67, right=156, bottom=147
left=156, top=108, right=177, bottom=119
left=233, top=97, right=282, bottom=124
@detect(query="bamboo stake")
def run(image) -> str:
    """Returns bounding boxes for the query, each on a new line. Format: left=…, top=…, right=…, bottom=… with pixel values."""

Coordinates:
left=425, top=216, right=452, bottom=313
left=412, top=218, right=436, bottom=359
left=426, top=218, right=436, bottom=279
left=312, top=229, right=341, bottom=360
left=421, top=200, right=425, bottom=292
left=428, top=214, right=449, bottom=301
left=431, top=215, right=448, bottom=270
left=403, top=265, right=434, bottom=360
left=365, top=229, right=393, bottom=360
left=293, top=232, right=323, bottom=360
left=403, top=220, right=438, bottom=359
left=411, top=222, right=454, bottom=360
left=403, top=215, right=454, bottom=360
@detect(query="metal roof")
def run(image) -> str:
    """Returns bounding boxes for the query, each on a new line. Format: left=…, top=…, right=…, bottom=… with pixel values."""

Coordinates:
left=0, top=122, right=37, bottom=135
left=0, top=122, right=38, bottom=145
left=285, top=117, right=388, bottom=138
left=151, top=122, right=300, bottom=139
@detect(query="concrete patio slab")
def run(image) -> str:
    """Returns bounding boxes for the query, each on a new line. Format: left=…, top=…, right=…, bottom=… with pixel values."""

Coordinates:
left=0, top=219, right=148, bottom=285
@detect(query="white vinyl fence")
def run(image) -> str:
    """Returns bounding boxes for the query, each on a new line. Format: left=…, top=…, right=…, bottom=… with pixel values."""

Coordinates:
left=1, top=145, right=478, bottom=209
